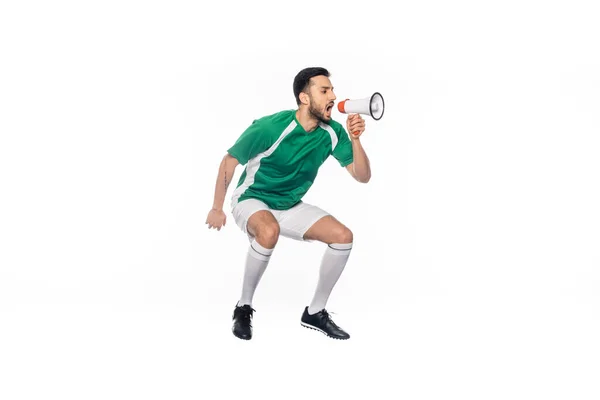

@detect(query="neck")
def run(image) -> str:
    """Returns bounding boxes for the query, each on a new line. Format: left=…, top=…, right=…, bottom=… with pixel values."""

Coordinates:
left=295, top=108, right=320, bottom=132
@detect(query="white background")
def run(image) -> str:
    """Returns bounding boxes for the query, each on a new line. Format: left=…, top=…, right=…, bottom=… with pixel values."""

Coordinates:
left=1, top=0, right=599, bottom=399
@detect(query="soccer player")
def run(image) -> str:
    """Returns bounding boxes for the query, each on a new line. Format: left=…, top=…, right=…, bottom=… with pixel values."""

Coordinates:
left=205, top=67, right=372, bottom=340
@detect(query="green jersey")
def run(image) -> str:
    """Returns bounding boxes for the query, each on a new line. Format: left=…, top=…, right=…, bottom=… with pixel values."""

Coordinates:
left=227, top=109, right=353, bottom=210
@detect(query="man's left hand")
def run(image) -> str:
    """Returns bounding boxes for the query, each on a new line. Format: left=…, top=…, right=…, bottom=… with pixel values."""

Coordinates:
left=346, top=114, right=365, bottom=140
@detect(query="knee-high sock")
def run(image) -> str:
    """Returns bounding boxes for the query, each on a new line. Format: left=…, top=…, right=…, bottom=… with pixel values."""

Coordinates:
left=237, top=239, right=274, bottom=307
left=308, top=243, right=352, bottom=314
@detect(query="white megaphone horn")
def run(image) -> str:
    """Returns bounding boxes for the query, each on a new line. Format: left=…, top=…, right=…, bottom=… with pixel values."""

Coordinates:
left=337, top=92, right=385, bottom=120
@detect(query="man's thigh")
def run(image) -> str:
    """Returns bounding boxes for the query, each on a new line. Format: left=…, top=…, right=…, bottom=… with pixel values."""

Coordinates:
left=231, top=198, right=273, bottom=239
left=277, top=201, right=330, bottom=242
left=302, top=214, right=353, bottom=244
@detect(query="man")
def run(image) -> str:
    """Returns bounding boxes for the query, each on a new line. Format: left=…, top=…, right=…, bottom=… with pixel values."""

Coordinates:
left=205, top=67, right=371, bottom=340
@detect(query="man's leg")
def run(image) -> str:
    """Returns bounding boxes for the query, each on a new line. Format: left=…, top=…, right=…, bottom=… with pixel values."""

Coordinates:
left=238, top=210, right=280, bottom=306
left=303, top=215, right=353, bottom=315
left=277, top=202, right=353, bottom=339
left=230, top=200, right=280, bottom=340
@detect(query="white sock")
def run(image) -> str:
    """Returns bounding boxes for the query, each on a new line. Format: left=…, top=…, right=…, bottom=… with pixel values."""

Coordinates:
left=308, top=243, right=352, bottom=315
left=237, top=239, right=274, bottom=307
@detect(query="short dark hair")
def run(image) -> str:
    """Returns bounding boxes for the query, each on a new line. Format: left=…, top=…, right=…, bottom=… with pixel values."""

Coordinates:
left=293, top=67, right=330, bottom=105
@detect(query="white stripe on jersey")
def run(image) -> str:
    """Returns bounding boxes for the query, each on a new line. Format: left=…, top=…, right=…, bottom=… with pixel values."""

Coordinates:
left=319, top=122, right=338, bottom=151
left=231, top=120, right=298, bottom=208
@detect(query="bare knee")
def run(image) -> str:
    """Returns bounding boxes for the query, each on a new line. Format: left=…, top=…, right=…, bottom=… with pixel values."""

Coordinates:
left=333, top=226, right=353, bottom=244
left=255, top=222, right=280, bottom=248
left=247, top=211, right=280, bottom=248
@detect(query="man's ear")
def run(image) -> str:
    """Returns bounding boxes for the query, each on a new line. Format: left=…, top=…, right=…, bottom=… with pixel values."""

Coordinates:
left=299, top=91, right=309, bottom=106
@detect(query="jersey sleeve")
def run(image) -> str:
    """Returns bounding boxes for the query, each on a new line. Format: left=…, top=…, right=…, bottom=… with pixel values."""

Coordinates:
left=331, top=122, right=354, bottom=167
left=227, top=119, right=270, bottom=165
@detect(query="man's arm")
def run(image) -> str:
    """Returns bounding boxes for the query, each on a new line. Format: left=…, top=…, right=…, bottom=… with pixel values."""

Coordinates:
left=344, top=114, right=371, bottom=183
left=211, top=154, right=240, bottom=211
left=207, top=118, right=268, bottom=231
left=345, top=140, right=371, bottom=183
left=206, top=153, right=240, bottom=231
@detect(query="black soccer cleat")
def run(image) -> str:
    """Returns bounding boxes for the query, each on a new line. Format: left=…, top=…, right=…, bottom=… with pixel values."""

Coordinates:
left=300, top=307, right=350, bottom=340
left=232, top=304, right=255, bottom=340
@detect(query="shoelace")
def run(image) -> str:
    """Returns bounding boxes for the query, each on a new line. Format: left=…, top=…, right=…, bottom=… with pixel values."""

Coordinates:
left=236, top=306, right=255, bottom=321
left=320, top=310, right=340, bottom=329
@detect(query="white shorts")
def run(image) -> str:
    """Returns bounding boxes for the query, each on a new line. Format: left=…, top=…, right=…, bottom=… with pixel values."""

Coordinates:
left=231, top=198, right=330, bottom=242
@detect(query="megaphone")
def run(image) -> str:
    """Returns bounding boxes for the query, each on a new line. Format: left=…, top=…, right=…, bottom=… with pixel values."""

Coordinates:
left=337, top=92, right=385, bottom=120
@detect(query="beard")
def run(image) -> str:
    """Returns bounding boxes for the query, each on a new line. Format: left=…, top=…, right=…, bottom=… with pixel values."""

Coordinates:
left=308, top=102, right=331, bottom=124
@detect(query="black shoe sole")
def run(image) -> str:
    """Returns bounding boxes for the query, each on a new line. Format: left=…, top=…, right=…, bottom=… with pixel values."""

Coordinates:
left=300, top=322, right=349, bottom=340
left=232, top=330, right=252, bottom=340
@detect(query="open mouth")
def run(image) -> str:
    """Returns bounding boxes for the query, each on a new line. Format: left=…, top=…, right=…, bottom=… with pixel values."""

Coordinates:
left=326, top=103, right=334, bottom=114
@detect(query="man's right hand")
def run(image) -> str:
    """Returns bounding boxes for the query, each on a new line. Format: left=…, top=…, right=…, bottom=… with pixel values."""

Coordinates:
left=206, top=208, right=227, bottom=231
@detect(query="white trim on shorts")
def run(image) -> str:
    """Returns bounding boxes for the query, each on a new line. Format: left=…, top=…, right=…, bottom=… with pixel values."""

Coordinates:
left=231, top=198, right=329, bottom=242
